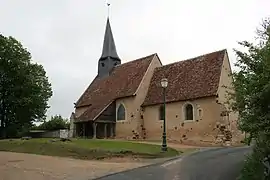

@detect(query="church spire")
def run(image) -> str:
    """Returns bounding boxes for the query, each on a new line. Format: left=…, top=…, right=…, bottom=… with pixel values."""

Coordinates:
left=98, top=2, right=121, bottom=78
left=99, top=18, right=120, bottom=61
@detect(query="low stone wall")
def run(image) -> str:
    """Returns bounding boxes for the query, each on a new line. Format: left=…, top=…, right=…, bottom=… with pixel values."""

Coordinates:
left=41, top=130, right=60, bottom=138
left=29, top=129, right=70, bottom=138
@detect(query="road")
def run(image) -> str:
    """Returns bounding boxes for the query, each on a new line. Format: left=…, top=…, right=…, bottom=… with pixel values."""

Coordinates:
left=95, top=146, right=251, bottom=180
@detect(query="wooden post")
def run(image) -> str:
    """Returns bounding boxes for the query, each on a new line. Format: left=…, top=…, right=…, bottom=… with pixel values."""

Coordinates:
left=104, top=124, right=107, bottom=139
left=83, top=123, right=86, bottom=138
left=93, top=122, right=97, bottom=139
left=74, top=123, right=77, bottom=137
left=110, top=124, right=114, bottom=138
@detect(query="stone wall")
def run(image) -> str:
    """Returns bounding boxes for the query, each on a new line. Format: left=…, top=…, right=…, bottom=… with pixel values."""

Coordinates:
left=143, top=96, right=221, bottom=144
left=216, top=51, right=244, bottom=144
left=29, top=130, right=70, bottom=138
left=115, top=55, right=162, bottom=139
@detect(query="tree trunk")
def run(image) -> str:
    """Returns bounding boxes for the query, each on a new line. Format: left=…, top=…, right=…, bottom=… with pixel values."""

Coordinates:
left=0, top=101, right=7, bottom=139
left=0, top=115, right=5, bottom=139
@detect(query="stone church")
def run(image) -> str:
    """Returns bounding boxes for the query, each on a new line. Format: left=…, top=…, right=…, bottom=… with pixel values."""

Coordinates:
left=69, top=18, right=242, bottom=145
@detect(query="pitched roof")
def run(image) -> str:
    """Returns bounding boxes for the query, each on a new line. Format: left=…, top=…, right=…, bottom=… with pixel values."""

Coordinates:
left=75, top=54, right=156, bottom=121
left=142, top=49, right=226, bottom=106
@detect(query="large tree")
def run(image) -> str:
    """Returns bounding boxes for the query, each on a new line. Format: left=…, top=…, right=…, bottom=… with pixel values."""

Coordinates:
left=0, top=35, right=52, bottom=138
left=231, top=18, right=270, bottom=179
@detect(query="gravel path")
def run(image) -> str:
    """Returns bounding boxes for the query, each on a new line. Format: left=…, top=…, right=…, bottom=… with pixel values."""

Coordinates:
left=0, top=152, right=149, bottom=180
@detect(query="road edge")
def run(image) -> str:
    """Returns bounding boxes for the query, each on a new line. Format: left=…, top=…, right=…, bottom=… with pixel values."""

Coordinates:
left=92, top=147, right=215, bottom=180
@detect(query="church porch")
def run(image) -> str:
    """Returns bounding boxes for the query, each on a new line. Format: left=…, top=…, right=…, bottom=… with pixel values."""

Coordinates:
left=75, top=121, right=115, bottom=139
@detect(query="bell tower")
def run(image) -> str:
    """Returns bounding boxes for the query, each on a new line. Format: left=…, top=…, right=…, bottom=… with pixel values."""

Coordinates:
left=98, top=7, right=121, bottom=78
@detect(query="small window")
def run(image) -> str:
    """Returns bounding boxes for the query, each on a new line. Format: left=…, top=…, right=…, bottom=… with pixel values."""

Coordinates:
left=159, top=105, right=165, bottom=120
left=101, top=63, right=105, bottom=67
left=117, top=104, right=126, bottom=120
left=198, top=109, right=202, bottom=117
left=185, top=104, right=194, bottom=121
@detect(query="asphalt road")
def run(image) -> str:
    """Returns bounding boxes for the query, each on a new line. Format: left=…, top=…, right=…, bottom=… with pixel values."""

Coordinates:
left=95, top=146, right=251, bottom=180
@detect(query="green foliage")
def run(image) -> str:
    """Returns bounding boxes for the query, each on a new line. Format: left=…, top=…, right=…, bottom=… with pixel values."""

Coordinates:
left=0, top=34, right=52, bottom=138
left=238, top=137, right=270, bottom=180
left=34, top=115, right=70, bottom=131
left=231, top=18, right=270, bottom=179
left=238, top=147, right=265, bottom=180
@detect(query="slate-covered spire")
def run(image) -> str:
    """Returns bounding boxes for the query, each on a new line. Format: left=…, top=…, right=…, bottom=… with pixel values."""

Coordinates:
left=100, top=18, right=120, bottom=60
left=98, top=18, right=121, bottom=77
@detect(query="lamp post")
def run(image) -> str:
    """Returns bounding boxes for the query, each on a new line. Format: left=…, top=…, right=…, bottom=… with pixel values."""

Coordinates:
left=160, top=78, right=168, bottom=152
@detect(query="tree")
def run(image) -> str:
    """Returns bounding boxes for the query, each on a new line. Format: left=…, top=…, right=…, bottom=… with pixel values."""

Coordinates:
left=35, top=115, right=70, bottom=131
left=0, top=35, right=52, bottom=138
left=231, top=18, right=270, bottom=179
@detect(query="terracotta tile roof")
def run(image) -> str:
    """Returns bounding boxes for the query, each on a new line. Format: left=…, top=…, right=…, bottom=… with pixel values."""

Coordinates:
left=75, top=54, right=156, bottom=122
left=142, top=49, right=226, bottom=106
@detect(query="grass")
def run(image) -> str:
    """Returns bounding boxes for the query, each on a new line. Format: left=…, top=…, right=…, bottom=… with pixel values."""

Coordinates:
left=0, top=138, right=180, bottom=160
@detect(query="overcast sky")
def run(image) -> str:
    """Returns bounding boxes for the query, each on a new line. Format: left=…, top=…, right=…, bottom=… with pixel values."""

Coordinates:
left=0, top=0, right=269, bottom=119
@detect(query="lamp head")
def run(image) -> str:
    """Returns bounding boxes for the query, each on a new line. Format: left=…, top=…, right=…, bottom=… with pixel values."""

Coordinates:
left=161, top=78, right=168, bottom=88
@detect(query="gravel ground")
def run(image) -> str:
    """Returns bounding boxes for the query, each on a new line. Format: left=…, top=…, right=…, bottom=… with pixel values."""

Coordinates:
left=0, top=152, right=149, bottom=180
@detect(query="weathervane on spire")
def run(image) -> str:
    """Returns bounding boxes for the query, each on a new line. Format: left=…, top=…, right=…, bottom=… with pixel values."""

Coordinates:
left=107, top=0, right=111, bottom=18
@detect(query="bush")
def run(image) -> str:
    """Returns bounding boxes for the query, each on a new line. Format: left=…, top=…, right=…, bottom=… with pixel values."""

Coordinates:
left=34, top=115, right=70, bottom=131
left=238, top=143, right=266, bottom=180
left=231, top=17, right=270, bottom=179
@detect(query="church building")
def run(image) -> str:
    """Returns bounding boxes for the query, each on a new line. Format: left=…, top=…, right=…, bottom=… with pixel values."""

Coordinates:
left=69, top=17, right=243, bottom=145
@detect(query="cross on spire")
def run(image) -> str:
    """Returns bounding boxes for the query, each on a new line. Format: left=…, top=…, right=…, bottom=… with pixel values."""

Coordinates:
left=107, top=0, right=111, bottom=19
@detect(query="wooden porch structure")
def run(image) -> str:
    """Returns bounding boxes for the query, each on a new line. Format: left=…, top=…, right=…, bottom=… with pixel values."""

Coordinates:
left=74, top=101, right=116, bottom=139
left=74, top=121, right=115, bottom=139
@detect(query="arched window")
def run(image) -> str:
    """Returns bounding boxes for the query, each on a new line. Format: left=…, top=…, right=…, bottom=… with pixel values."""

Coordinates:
left=159, top=105, right=165, bottom=120
left=185, top=104, right=194, bottom=121
left=117, top=104, right=126, bottom=121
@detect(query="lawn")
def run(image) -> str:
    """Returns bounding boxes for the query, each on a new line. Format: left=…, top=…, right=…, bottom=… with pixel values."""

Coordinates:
left=0, top=138, right=180, bottom=160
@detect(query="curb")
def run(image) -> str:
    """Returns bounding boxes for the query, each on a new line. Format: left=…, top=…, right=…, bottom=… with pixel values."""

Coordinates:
left=92, top=146, right=251, bottom=180
left=91, top=147, right=230, bottom=180
left=92, top=154, right=186, bottom=180
left=92, top=149, right=202, bottom=180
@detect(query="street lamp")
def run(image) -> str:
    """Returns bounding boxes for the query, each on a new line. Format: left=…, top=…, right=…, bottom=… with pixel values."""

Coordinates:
left=160, top=78, right=168, bottom=152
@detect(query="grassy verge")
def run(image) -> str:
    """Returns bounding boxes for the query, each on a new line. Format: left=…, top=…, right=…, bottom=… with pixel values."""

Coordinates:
left=237, top=144, right=268, bottom=180
left=0, top=138, right=180, bottom=160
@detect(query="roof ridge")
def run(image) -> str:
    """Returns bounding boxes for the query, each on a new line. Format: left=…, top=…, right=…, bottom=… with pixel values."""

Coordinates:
left=75, top=75, right=98, bottom=107
left=158, top=49, right=226, bottom=69
left=117, top=53, right=157, bottom=67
